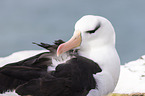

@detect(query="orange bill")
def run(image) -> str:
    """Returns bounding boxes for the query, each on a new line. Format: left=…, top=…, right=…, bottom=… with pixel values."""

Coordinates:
left=57, top=30, right=82, bottom=56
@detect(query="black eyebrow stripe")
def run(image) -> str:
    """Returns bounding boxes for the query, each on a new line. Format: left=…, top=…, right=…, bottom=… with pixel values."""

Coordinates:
left=86, top=23, right=101, bottom=34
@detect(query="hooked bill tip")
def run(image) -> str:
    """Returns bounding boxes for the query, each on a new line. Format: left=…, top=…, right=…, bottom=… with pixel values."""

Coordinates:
left=56, top=43, right=64, bottom=56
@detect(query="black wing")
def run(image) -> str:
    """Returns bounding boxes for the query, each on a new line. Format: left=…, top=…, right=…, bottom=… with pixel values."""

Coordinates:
left=0, top=40, right=64, bottom=93
left=15, top=56, right=102, bottom=96
left=0, top=39, right=102, bottom=96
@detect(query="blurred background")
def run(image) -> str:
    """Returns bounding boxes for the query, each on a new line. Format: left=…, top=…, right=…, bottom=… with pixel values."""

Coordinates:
left=0, top=0, right=145, bottom=64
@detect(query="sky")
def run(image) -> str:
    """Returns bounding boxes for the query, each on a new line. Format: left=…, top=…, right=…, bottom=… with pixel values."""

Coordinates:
left=0, top=0, right=145, bottom=64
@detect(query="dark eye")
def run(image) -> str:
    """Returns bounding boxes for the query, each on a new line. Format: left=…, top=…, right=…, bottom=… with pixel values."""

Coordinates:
left=86, top=23, right=101, bottom=34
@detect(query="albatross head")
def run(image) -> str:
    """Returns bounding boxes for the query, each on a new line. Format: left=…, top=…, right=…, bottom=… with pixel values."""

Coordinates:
left=57, top=15, right=116, bottom=56
left=57, top=15, right=120, bottom=95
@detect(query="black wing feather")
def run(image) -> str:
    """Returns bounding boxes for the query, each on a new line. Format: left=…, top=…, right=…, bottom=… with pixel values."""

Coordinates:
left=15, top=56, right=102, bottom=96
left=0, top=40, right=64, bottom=93
left=0, top=40, right=102, bottom=96
left=0, top=73, right=25, bottom=93
left=0, top=52, right=50, bottom=93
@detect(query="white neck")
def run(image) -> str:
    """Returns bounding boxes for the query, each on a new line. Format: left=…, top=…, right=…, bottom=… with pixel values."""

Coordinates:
left=79, top=44, right=120, bottom=95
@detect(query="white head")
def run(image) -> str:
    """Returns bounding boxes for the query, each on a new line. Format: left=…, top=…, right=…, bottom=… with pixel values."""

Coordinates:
left=57, top=15, right=116, bottom=56
left=57, top=15, right=120, bottom=95
left=75, top=15, right=115, bottom=48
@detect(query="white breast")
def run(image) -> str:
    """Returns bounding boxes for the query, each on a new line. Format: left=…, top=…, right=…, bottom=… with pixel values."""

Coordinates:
left=79, top=46, right=120, bottom=96
left=47, top=53, right=72, bottom=71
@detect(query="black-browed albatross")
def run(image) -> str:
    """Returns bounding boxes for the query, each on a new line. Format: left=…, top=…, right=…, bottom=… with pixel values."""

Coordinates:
left=0, top=15, right=120, bottom=96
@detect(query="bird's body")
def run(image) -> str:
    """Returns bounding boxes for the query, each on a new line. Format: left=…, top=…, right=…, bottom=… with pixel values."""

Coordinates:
left=0, top=41, right=102, bottom=96
left=73, top=15, right=120, bottom=96
left=0, top=15, right=120, bottom=96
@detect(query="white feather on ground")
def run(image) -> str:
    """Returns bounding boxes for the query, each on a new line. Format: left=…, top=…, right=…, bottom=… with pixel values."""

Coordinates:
left=0, top=50, right=145, bottom=95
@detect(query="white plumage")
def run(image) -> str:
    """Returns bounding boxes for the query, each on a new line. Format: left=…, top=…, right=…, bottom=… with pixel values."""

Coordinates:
left=56, top=15, right=120, bottom=96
